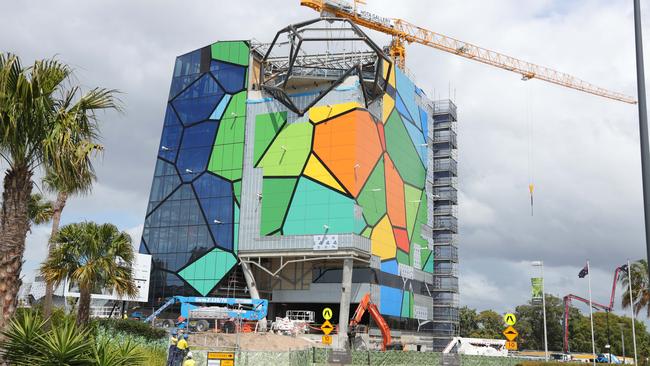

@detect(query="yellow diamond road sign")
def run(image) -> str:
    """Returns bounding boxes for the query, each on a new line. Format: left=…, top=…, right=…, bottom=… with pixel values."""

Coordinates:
left=503, top=326, right=518, bottom=341
left=322, top=307, right=333, bottom=320
left=321, top=320, right=334, bottom=335
left=504, top=313, right=517, bottom=326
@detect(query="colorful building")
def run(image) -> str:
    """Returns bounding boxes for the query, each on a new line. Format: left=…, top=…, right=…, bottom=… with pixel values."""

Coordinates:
left=140, top=19, right=458, bottom=349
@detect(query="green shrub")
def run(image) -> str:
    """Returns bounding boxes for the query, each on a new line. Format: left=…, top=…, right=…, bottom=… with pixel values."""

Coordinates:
left=0, top=309, right=157, bottom=366
left=95, top=318, right=166, bottom=341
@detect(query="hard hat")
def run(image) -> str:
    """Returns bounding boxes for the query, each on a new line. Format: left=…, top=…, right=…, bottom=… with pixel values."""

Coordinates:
left=184, top=334, right=189, bottom=339
left=171, top=330, right=177, bottom=336
left=187, top=352, right=193, bottom=359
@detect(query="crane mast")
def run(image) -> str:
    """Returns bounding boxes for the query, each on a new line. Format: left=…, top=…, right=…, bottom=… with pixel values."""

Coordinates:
left=300, top=0, right=636, bottom=104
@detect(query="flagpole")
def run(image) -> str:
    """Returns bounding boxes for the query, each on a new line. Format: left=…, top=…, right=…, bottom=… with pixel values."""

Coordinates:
left=587, top=260, right=596, bottom=366
left=628, top=259, right=638, bottom=365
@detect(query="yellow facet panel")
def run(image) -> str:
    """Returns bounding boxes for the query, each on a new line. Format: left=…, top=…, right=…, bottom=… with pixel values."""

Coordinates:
left=309, top=102, right=361, bottom=124
left=303, top=154, right=347, bottom=194
left=371, top=215, right=397, bottom=260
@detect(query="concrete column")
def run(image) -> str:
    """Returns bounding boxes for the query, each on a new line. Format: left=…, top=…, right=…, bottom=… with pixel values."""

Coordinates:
left=338, top=258, right=353, bottom=349
left=240, top=260, right=267, bottom=330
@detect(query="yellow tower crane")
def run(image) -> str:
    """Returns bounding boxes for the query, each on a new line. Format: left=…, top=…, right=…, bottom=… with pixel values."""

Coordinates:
left=300, top=0, right=636, bottom=104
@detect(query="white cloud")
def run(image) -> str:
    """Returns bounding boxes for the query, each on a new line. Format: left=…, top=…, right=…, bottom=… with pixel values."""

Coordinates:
left=3, top=0, right=649, bottom=316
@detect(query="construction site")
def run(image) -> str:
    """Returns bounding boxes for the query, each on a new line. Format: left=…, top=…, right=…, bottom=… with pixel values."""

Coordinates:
left=135, top=0, right=639, bottom=359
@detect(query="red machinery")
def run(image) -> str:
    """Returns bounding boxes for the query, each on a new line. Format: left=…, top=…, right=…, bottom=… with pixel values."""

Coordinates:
left=562, top=264, right=627, bottom=353
left=349, top=293, right=402, bottom=351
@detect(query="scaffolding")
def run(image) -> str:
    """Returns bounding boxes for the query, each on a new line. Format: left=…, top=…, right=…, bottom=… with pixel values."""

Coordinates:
left=429, top=99, right=460, bottom=351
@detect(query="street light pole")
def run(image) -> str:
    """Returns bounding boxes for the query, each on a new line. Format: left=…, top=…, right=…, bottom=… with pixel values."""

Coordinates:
left=621, top=326, right=626, bottom=362
left=633, top=0, right=650, bottom=291
left=532, top=261, right=548, bottom=361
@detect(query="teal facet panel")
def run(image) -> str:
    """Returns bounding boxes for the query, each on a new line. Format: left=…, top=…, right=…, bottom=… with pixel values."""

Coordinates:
left=178, top=248, right=237, bottom=296
left=283, top=178, right=356, bottom=235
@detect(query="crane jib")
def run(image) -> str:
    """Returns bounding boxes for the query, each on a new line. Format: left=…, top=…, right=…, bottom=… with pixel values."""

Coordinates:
left=301, top=0, right=636, bottom=104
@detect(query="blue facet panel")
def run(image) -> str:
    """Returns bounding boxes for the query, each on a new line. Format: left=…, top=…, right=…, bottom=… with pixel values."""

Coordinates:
left=193, top=172, right=234, bottom=250
left=146, top=159, right=181, bottom=214
left=210, top=60, right=246, bottom=94
left=418, top=107, right=428, bottom=139
left=172, top=74, right=225, bottom=126
left=143, top=185, right=214, bottom=272
left=159, top=105, right=183, bottom=162
left=176, top=121, right=219, bottom=182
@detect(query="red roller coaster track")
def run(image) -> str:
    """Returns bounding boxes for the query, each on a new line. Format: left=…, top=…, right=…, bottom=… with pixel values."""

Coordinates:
left=562, top=265, right=627, bottom=353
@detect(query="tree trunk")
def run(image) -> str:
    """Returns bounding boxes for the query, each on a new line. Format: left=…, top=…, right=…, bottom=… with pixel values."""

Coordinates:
left=76, top=284, right=91, bottom=327
left=0, top=165, right=33, bottom=327
left=43, top=190, right=68, bottom=319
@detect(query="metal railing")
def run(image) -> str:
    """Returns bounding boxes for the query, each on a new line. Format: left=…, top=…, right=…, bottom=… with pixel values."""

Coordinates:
left=433, top=158, right=457, bottom=175
left=433, top=263, right=458, bottom=276
left=432, top=234, right=458, bottom=246
left=433, top=148, right=458, bottom=159
left=433, top=205, right=457, bottom=216
left=432, top=99, right=458, bottom=119
left=432, top=187, right=458, bottom=203
left=432, top=307, right=459, bottom=321
left=432, top=119, right=457, bottom=131
left=430, top=176, right=458, bottom=187
left=433, top=277, right=459, bottom=292
left=433, top=130, right=457, bottom=147
left=434, top=246, right=458, bottom=262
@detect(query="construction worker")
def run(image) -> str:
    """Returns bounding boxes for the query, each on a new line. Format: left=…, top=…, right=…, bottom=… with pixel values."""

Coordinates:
left=166, top=330, right=179, bottom=366
left=174, top=334, right=189, bottom=365
left=182, top=351, right=196, bottom=366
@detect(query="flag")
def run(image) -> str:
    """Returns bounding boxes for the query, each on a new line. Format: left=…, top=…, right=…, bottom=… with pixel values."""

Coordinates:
left=578, top=264, right=588, bottom=278
left=531, top=278, right=543, bottom=304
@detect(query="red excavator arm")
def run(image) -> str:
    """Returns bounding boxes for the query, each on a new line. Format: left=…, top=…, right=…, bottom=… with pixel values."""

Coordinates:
left=349, top=292, right=399, bottom=351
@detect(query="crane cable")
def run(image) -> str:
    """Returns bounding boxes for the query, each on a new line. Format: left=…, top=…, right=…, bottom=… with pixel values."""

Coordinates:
left=527, top=82, right=535, bottom=216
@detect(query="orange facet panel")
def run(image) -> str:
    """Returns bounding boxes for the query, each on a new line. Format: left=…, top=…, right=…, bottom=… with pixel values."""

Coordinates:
left=377, top=121, right=386, bottom=151
left=384, top=154, right=406, bottom=228
left=313, top=110, right=383, bottom=197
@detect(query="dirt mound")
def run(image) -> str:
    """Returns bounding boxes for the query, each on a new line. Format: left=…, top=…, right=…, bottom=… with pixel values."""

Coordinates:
left=190, top=332, right=315, bottom=351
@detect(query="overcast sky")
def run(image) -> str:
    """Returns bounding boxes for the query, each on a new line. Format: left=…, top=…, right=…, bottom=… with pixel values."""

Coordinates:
left=2, top=0, right=649, bottom=318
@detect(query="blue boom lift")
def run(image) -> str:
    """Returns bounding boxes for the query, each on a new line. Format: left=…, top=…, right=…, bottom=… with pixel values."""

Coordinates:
left=144, top=296, right=268, bottom=332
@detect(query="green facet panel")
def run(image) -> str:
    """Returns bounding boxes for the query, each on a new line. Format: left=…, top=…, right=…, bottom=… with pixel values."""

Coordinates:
left=412, top=190, right=428, bottom=246
left=260, top=177, right=298, bottom=235
left=257, top=122, right=312, bottom=177
left=401, top=290, right=411, bottom=317
left=254, top=112, right=287, bottom=166
left=178, top=248, right=237, bottom=296
left=234, top=203, right=239, bottom=252
left=356, top=157, right=386, bottom=227
left=284, top=178, right=356, bottom=235
left=396, top=249, right=410, bottom=265
left=233, top=180, right=241, bottom=204
left=208, top=91, right=247, bottom=181
left=385, top=110, right=426, bottom=189
left=404, top=185, right=422, bottom=241
left=211, top=41, right=249, bottom=66
left=423, top=252, right=433, bottom=273
left=361, top=226, right=372, bottom=238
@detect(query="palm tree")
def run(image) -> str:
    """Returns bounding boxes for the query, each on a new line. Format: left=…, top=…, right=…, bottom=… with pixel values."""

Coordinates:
left=42, top=168, right=96, bottom=318
left=0, top=53, right=118, bottom=325
left=28, top=193, right=54, bottom=228
left=40, top=222, right=136, bottom=326
left=619, top=259, right=650, bottom=317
